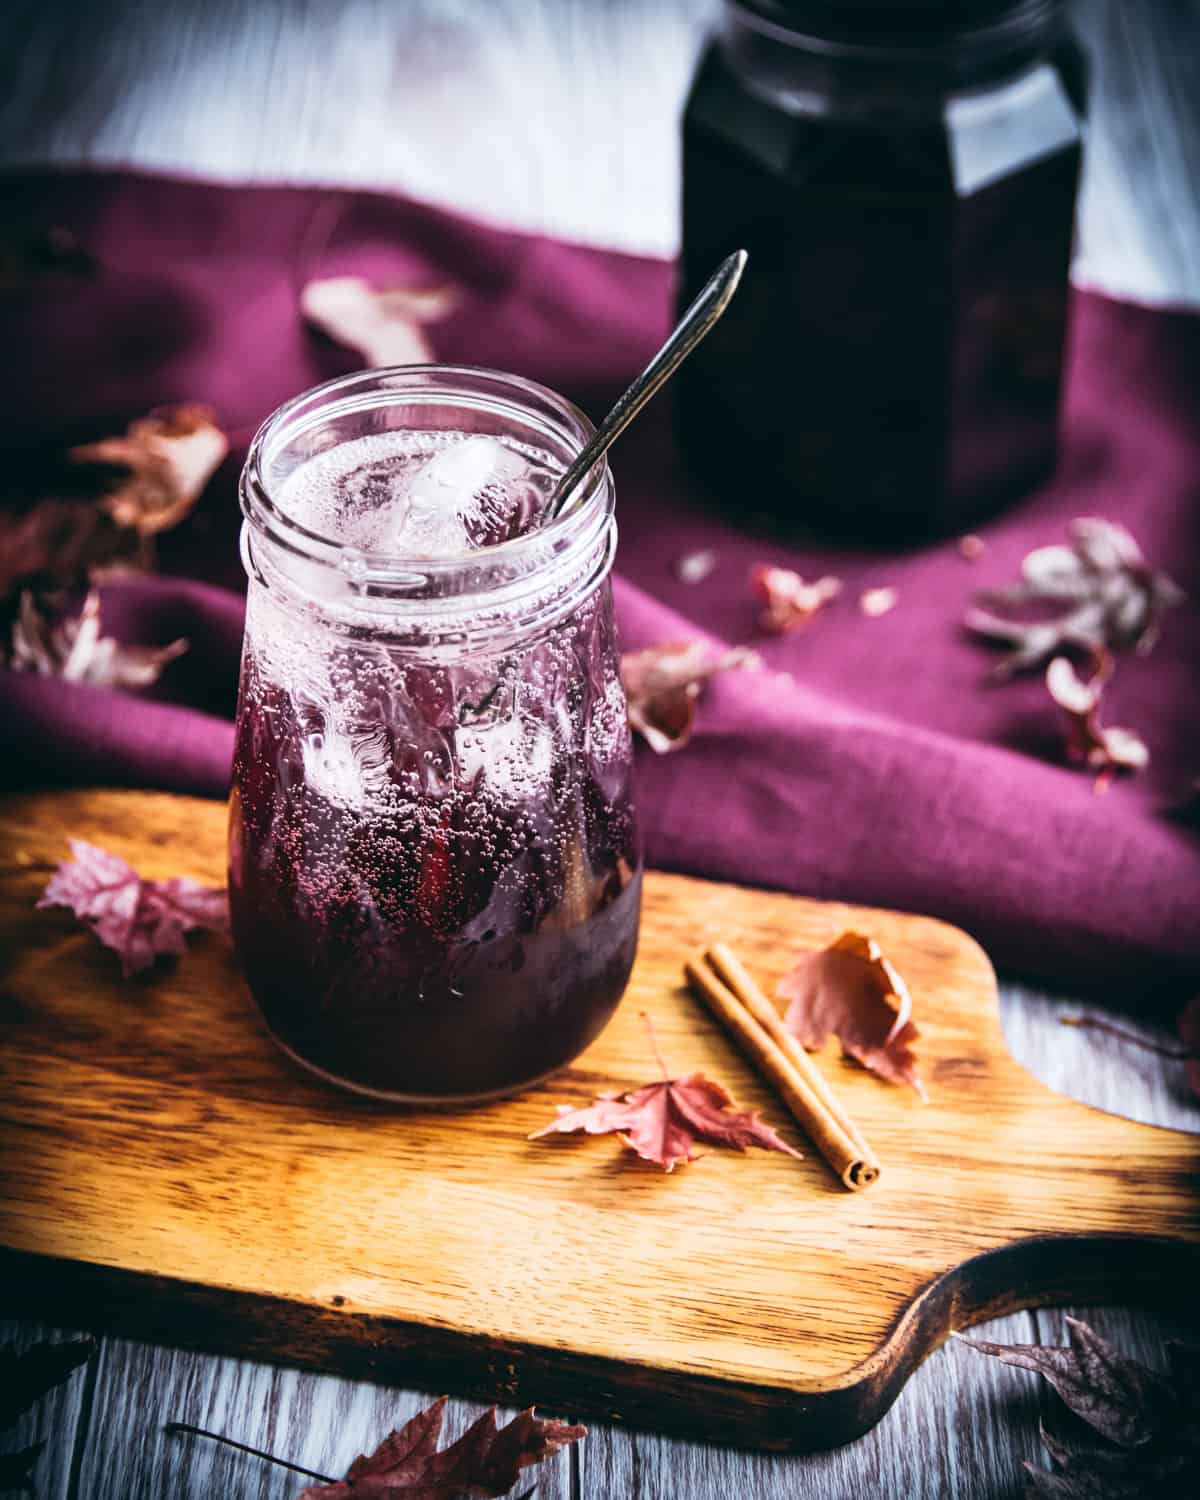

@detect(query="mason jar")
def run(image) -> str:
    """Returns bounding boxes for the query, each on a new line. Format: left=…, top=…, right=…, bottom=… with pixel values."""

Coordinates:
left=676, top=0, right=1087, bottom=542
left=230, top=368, right=643, bottom=1103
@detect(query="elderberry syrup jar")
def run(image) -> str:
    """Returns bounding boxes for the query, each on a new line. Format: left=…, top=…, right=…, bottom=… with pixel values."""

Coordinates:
left=230, top=369, right=642, bottom=1102
left=676, top=0, right=1087, bottom=542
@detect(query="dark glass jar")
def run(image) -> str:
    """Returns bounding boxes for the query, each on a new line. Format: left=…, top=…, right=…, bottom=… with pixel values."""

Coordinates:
left=676, top=0, right=1086, bottom=543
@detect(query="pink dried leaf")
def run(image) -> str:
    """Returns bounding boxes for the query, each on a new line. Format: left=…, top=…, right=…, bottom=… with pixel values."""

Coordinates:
left=966, top=517, right=1184, bottom=678
left=70, top=404, right=228, bottom=539
left=620, top=640, right=759, bottom=754
left=859, top=586, right=898, bottom=618
left=9, top=589, right=187, bottom=687
left=533, top=1072, right=799, bottom=1172
left=778, top=931, right=926, bottom=1098
left=301, top=277, right=457, bottom=367
left=297, top=1393, right=585, bottom=1499
left=0, top=499, right=134, bottom=601
left=751, top=564, right=841, bottom=634
left=675, top=548, right=718, bottom=585
left=1046, top=654, right=1148, bottom=787
left=38, top=839, right=229, bottom=977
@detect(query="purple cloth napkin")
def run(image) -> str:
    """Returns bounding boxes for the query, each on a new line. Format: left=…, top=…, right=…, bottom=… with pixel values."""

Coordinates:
left=3, top=168, right=1199, bottom=993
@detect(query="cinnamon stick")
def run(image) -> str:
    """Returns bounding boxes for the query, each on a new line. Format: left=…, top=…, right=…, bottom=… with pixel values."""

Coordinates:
left=684, top=950, right=880, bottom=1190
left=706, top=942, right=875, bottom=1162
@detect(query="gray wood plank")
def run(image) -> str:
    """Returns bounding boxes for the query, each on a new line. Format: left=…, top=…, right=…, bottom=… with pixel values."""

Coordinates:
left=1072, top=0, right=1200, bottom=303
left=0, top=0, right=716, bottom=261
left=582, top=1311, right=1045, bottom=1499
left=72, top=1338, right=573, bottom=1500
left=998, top=982, right=1200, bottom=1133
left=578, top=1292, right=1200, bottom=1497
left=0, top=1321, right=94, bottom=1500
left=1024, top=1304, right=1200, bottom=1488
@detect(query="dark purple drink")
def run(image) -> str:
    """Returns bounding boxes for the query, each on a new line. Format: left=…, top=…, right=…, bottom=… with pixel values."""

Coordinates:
left=231, top=371, right=642, bottom=1101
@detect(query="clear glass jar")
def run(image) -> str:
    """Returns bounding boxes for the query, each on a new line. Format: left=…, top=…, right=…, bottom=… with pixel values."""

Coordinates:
left=676, top=0, right=1087, bottom=542
left=229, top=368, right=642, bottom=1103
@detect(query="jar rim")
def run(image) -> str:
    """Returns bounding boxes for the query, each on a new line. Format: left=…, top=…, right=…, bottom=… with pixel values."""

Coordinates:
left=239, top=365, right=616, bottom=637
left=726, top=0, right=1063, bottom=75
left=241, top=363, right=610, bottom=584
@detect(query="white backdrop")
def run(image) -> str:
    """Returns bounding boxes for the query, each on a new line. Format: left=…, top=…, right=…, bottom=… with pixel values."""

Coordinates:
left=2, top=0, right=1198, bottom=305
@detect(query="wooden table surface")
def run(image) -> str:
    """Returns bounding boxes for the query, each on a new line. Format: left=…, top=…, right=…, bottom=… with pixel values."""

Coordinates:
left=4, top=2, right=1199, bottom=1496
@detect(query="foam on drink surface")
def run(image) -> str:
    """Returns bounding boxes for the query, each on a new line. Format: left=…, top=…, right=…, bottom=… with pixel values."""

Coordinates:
left=243, top=425, right=629, bottom=822
left=276, top=430, right=561, bottom=556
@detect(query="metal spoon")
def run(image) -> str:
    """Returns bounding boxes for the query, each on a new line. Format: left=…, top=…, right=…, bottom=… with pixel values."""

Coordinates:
left=547, top=248, right=748, bottom=521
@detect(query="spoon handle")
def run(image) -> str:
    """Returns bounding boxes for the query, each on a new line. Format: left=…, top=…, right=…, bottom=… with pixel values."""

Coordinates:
left=548, top=248, right=748, bottom=520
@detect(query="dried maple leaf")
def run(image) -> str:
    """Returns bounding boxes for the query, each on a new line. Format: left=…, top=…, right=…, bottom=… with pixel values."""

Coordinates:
left=301, top=277, right=457, bottom=367
left=1027, top=1417, right=1198, bottom=1497
left=859, top=586, right=898, bottom=618
left=296, top=1394, right=584, bottom=1500
left=751, top=564, right=841, bottom=634
left=0, top=500, right=132, bottom=603
left=1046, top=653, right=1148, bottom=789
left=0, top=1339, right=94, bottom=1428
left=675, top=548, right=718, bottom=585
left=69, top=403, right=228, bottom=540
left=620, top=640, right=759, bottom=754
left=0, top=1442, right=45, bottom=1494
left=778, top=932, right=926, bottom=1098
left=963, top=1318, right=1200, bottom=1497
left=965, top=517, right=1184, bottom=679
left=38, top=839, right=228, bottom=977
left=8, top=589, right=188, bottom=686
left=967, top=1318, right=1170, bottom=1447
left=0, top=405, right=223, bottom=607
left=532, top=1015, right=800, bottom=1171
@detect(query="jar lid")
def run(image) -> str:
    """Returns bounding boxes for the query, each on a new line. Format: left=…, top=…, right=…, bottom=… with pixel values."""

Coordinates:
left=735, top=0, right=1061, bottom=55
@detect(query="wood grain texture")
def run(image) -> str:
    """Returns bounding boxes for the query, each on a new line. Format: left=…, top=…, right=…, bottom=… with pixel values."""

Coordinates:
left=2, top=0, right=1199, bottom=305
left=1070, top=0, right=1200, bottom=303
left=0, top=1323, right=94, bottom=1500
left=3, top=1, right=1199, bottom=1490
left=67, top=1336, right=572, bottom=1500
left=585, top=1304, right=1200, bottom=1498
left=7, top=1306, right=1193, bottom=1499
left=584, top=1310, right=1049, bottom=1499
left=2, top=789, right=1197, bottom=1453
left=999, top=980, right=1200, bottom=1133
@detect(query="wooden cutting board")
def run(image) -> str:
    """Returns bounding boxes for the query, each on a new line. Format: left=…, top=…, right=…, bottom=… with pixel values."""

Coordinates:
left=1, top=790, right=1197, bottom=1452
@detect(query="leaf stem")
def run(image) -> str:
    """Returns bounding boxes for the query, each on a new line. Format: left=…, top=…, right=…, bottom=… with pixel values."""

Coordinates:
left=164, top=1422, right=336, bottom=1484
left=640, top=1010, right=671, bottom=1080
left=1060, top=1014, right=1192, bottom=1060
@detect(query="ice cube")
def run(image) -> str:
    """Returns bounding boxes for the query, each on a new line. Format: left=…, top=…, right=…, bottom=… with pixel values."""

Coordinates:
left=384, top=437, right=533, bottom=555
